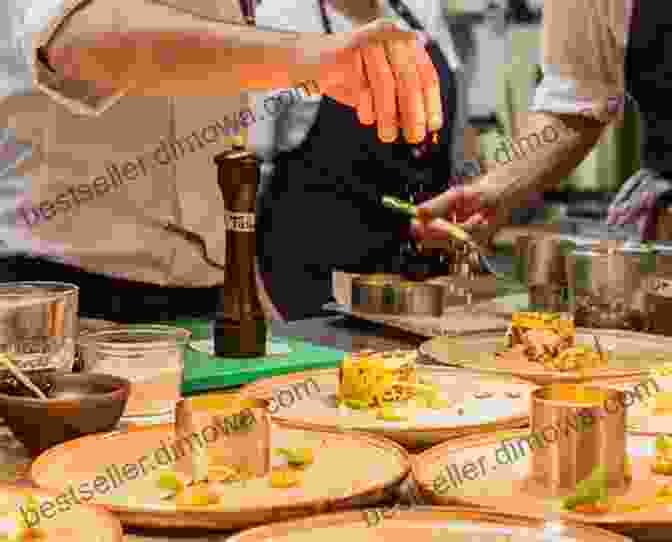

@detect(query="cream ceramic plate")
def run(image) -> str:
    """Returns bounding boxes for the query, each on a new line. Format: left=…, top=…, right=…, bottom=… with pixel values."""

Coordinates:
left=420, top=328, right=672, bottom=385
left=229, top=507, right=627, bottom=542
left=413, top=431, right=672, bottom=540
left=0, top=483, right=122, bottom=542
left=240, top=367, right=534, bottom=449
left=603, top=375, right=672, bottom=434
left=30, top=423, right=409, bottom=530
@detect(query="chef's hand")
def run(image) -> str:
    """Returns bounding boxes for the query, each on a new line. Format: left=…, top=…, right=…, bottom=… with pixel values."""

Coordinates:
left=317, top=19, right=442, bottom=144
left=410, top=185, right=498, bottom=243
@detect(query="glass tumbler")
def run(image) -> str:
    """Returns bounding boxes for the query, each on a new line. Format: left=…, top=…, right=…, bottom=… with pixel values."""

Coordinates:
left=78, top=325, right=191, bottom=382
left=0, top=282, right=78, bottom=373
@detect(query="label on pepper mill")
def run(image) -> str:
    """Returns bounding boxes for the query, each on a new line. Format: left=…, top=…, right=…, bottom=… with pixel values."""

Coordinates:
left=225, top=211, right=255, bottom=232
left=645, top=276, right=672, bottom=298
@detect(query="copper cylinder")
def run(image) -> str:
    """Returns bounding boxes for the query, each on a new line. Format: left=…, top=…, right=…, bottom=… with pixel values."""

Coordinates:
left=351, top=275, right=443, bottom=316
left=645, top=247, right=672, bottom=334
left=528, top=384, right=627, bottom=497
left=174, top=396, right=271, bottom=483
left=515, top=234, right=579, bottom=312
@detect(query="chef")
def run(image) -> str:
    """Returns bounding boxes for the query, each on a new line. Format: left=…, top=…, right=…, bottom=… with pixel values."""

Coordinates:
left=414, top=0, right=665, bottom=245
left=0, top=0, right=442, bottom=322
left=251, top=0, right=473, bottom=320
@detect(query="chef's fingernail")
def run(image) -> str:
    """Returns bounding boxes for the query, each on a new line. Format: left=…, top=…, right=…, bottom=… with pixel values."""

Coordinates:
left=380, top=126, right=398, bottom=142
left=428, top=114, right=443, bottom=132
left=417, top=207, right=433, bottom=224
left=405, top=124, right=425, bottom=144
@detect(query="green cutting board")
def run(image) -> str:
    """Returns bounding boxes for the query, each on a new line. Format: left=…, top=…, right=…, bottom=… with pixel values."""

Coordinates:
left=168, top=320, right=344, bottom=396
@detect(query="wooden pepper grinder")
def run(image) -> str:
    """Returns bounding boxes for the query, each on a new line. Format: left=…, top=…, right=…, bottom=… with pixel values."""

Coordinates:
left=213, top=141, right=267, bottom=358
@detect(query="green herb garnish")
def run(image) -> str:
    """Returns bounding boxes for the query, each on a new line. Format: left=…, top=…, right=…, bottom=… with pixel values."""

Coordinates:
left=562, top=466, right=609, bottom=511
left=343, top=399, right=370, bottom=410
left=378, top=406, right=407, bottom=421
left=656, top=434, right=672, bottom=451
left=276, top=448, right=314, bottom=466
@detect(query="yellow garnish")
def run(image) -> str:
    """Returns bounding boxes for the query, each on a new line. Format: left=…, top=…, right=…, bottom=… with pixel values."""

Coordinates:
left=276, top=448, right=314, bottom=467
left=175, top=486, right=220, bottom=506
left=270, top=468, right=302, bottom=488
left=377, top=406, right=407, bottom=421
left=157, top=471, right=185, bottom=492
left=209, top=465, right=239, bottom=482
left=653, top=393, right=672, bottom=414
left=415, top=396, right=429, bottom=408
left=657, top=484, right=672, bottom=498
left=343, top=399, right=370, bottom=410
left=428, top=397, right=451, bottom=409
left=624, top=456, right=632, bottom=481
left=339, top=350, right=418, bottom=408
left=652, top=460, right=672, bottom=475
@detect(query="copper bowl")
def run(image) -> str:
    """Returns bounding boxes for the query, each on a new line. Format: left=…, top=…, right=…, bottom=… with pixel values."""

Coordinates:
left=0, top=372, right=130, bottom=455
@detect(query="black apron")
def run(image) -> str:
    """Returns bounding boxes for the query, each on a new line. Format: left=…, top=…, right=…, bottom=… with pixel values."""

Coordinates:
left=257, top=0, right=458, bottom=320
left=608, top=0, right=672, bottom=240
left=625, top=1, right=672, bottom=179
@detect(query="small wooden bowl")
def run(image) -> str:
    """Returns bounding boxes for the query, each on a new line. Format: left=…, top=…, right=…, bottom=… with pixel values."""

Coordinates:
left=0, top=372, right=130, bottom=455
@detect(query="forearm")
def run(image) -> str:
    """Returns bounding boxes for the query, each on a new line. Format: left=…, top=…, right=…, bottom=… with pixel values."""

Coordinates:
left=476, top=112, right=605, bottom=210
left=46, top=0, right=345, bottom=96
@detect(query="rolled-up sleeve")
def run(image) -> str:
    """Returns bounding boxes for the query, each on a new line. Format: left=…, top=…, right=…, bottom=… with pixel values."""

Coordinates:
left=532, top=0, right=627, bottom=123
left=25, top=0, right=129, bottom=117
left=27, top=0, right=244, bottom=117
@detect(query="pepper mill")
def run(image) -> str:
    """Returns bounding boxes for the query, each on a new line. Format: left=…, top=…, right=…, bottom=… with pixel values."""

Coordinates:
left=213, top=144, right=267, bottom=357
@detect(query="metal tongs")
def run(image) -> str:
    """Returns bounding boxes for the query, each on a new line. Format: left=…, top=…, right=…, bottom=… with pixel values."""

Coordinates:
left=381, top=195, right=498, bottom=275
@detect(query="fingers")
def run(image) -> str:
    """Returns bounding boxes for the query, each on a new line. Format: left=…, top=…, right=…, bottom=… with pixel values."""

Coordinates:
left=354, top=50, right=375, bottom=125
left=351, top=18, right=416, bottom=47
left=412, top=40, right=443, bottom=132
left=419, top=186, right=482, bottom=222
left=362, top=45, right=399, bottom=143
left=464, top=212, right=490, bottom=227
left=383, top=40, right=425, bottom=143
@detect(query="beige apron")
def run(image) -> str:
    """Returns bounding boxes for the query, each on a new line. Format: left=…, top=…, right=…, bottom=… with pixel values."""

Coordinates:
left=3, top=0, right=250, bottom=287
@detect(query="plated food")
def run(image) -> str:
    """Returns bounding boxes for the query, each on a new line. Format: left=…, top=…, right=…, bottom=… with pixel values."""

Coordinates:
left=242, top=361, right=532, bottom=449
left=30, top=423, right=409, bottom=530
left=421, top=318, right=672, bottom=384
left=505, top=312, right=606, bottom=371
left=0, top=484, right=122, bottom=542
left=338, top=350, right=450, bottom=420
left=413, top=430, right=672, bottom=539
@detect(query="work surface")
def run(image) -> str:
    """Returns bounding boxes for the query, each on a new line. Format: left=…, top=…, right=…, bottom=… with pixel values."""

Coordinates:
left=0, top=315, right=427, bottom=542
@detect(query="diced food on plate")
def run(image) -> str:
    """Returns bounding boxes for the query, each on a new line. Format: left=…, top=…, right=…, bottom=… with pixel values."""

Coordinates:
left=337, top=350, right=447, bottom=420
left=653, top=434, right=672, bottom=475
left=502, top=312, right=608, bottom=371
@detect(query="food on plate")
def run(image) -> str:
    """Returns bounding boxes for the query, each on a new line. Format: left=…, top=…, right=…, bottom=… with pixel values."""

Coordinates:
left=270, top=468, right=303, bottom=488
left=551, top=346, right=608, bottom=371
left=562, top=465, right=609, bottom=513
left=276, top=448, right=314, bottom=468
left=377, top=405, right=408, bottom=421
left=157, top=471, right=187, bottom=493
left=339, top=350, right=418, bottom=407
left=652, top=434, right=672, bottom=475
left=174, top=485, right=220, bottom=507
left=0, top=494, right=45, bottom=541
left=174, top=396, right=270, bottom=484
left=652, top=392, right=672, bottom=415
left=337, top=350, right=451, bottom=422
left=503, top=312, right=607, bottom=371
left=624, top=455, right=632, bottom=481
